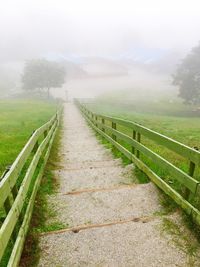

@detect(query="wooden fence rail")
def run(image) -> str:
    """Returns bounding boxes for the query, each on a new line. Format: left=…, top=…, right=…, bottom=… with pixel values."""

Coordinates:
left=0, top=108, right=62, bottom=267
left=76, top=100, right=200, bottom=226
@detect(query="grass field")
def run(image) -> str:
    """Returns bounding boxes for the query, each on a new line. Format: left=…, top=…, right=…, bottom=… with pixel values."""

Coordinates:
left=88, top=101, right=200, bottom=147
left=0, top=99, right=57, bottom=177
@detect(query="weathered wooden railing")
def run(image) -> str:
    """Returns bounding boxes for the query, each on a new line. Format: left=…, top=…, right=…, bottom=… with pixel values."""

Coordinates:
left=0, top=108, right=62, bottom=267
left=76, top=100, right=200, bottom=226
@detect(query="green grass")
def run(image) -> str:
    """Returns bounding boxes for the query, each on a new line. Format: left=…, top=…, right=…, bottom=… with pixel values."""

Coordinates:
left=0, top=99, right=57, bottom=177
left=160, top=214, right=200, bottom=266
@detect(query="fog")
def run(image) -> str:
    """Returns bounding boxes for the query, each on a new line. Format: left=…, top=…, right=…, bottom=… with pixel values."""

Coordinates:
left=1, top=0, right=200, bottom=99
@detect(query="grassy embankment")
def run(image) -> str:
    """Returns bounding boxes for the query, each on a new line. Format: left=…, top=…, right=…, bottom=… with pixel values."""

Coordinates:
left=0, top=99, right=58, bottom=266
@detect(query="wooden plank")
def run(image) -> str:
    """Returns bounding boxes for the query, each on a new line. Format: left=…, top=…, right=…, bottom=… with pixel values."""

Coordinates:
left=4, top=195, right=18, bottom=241
left=40, top=216, right=154, bottom=236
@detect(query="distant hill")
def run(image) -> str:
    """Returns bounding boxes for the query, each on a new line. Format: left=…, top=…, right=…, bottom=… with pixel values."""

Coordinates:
left=63, top=50, right=183, bottom=79
left=80, top=57, right=129, bottom=77
left=62, top=61, right=88, bottom=79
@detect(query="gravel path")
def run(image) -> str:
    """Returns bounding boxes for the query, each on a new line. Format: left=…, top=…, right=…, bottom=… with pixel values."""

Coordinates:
left=38, top=103, right=199, bottom=267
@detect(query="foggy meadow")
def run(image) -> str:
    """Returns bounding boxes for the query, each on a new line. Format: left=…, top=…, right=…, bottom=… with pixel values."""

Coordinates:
left=1, top=1, right=200, bottom=267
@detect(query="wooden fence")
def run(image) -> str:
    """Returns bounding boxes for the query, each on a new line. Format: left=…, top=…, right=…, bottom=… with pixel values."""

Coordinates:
left=0, top=108, right=61, bottom=267
left=76, top=100, right=200, bottom=226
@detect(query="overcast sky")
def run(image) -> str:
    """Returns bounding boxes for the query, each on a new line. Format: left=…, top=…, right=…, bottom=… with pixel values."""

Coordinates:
left=0, top=0, right=200, bottom=65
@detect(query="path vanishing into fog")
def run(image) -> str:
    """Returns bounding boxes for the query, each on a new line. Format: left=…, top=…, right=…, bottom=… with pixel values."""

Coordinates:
left=37, top=103, right=199, bottom=267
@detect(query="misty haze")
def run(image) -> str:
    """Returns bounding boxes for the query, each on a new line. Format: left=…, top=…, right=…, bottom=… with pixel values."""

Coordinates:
left=1, top=1, right=200, bottom=267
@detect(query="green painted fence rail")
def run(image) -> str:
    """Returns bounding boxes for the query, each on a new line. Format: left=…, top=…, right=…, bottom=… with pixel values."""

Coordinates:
left=0, top=108, right=62, bottom=267
left=76, top=100, right=200, bottom=226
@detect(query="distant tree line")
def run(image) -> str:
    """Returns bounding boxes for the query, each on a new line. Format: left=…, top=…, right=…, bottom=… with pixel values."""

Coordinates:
left=22, top=59, right=66, bottom=97
left=173, top=43, right=200, bottom=105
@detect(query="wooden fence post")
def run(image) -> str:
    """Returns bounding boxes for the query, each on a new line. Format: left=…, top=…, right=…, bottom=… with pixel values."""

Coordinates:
left=132, top=130, right=136, bottom=154
left=136, top=132, right=141, bottom=158
left=112, top=122, right=117, bottom=141
left=95, top=116, right=98, bottom=127
left=102, top=118, right=105, bottom=132
left=184, top=161, right=195, bottom=200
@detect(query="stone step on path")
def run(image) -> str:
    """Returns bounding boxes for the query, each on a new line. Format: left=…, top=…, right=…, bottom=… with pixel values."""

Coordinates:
left=46, top=183, right=161, bottom=228
left=37, top=103, right=199, bottom=267
left=53, top=165, right=133, bottom=193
